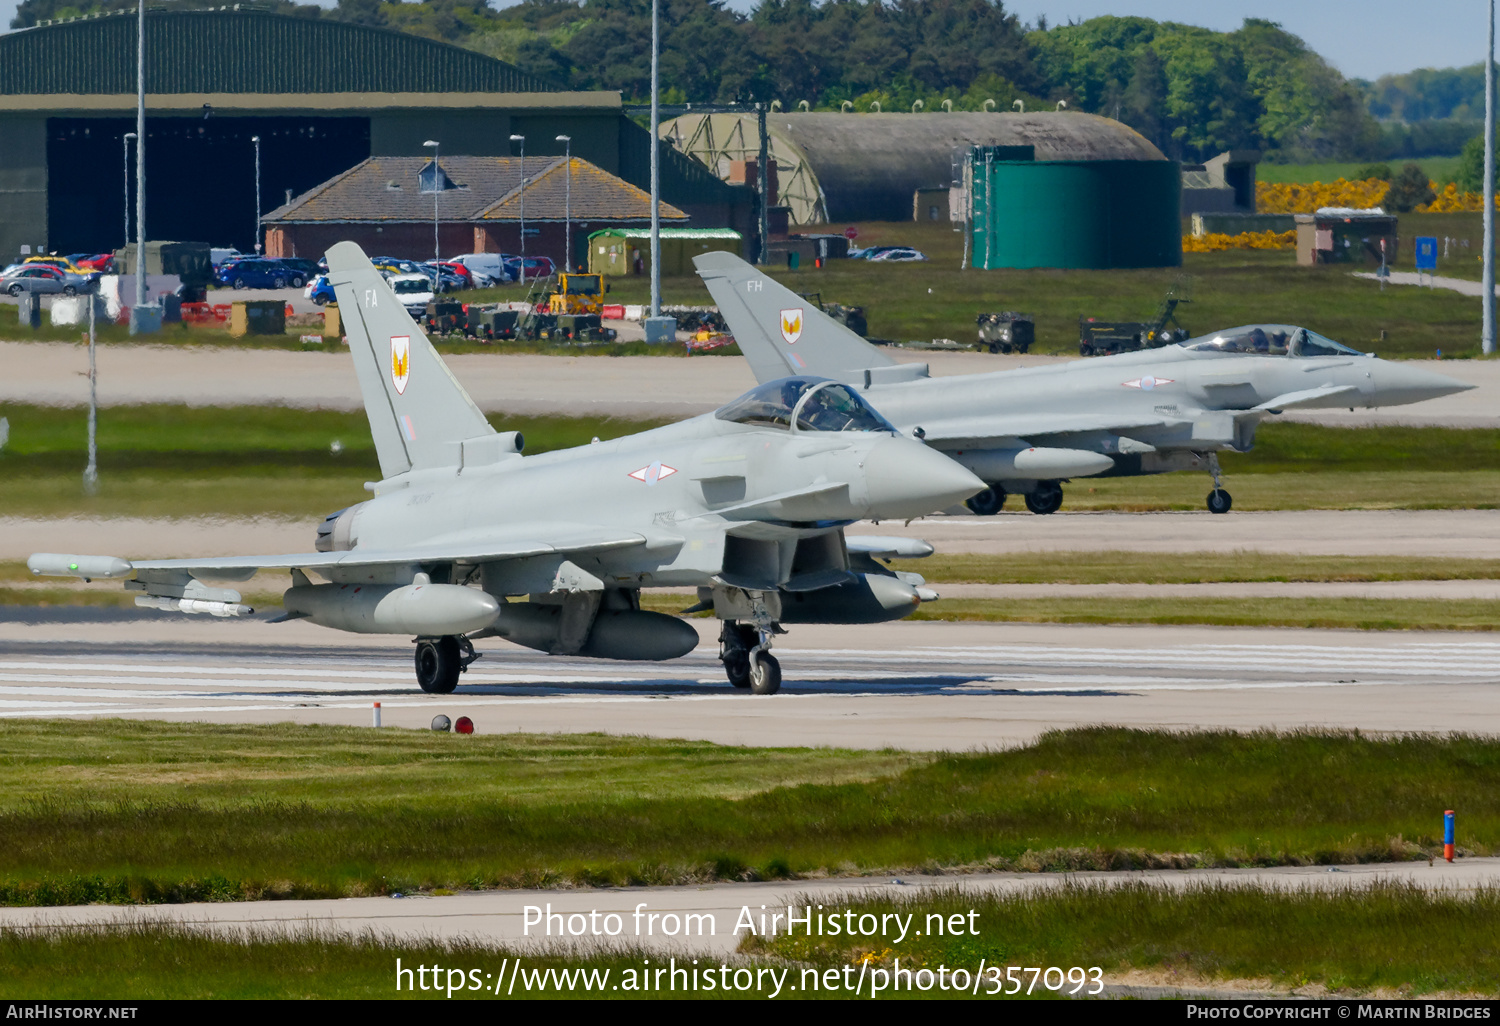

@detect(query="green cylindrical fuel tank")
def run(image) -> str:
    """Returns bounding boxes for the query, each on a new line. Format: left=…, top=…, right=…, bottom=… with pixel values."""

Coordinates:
left=972, top=159, right=1181, bottom=269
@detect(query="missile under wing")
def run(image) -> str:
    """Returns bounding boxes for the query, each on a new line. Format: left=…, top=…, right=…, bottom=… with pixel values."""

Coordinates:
left=696, top=251, right=1474, bottom=515
left=29, top=244, right=982, bottom=695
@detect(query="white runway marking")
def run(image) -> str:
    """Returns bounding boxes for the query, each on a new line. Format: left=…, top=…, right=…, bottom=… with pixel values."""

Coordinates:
left=0, top=637, right=1495, bottom=722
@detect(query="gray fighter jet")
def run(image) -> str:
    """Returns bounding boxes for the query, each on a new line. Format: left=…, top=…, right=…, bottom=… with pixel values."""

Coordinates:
left=697, top=252, right=1475, bottom=514
left=27, top=243, right=982, bottom=694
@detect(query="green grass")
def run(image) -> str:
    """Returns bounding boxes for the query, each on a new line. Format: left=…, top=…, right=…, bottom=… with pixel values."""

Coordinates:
left=909, top=596, right=1500, bottom=631
left=914, top=551, right=1500, bottom=585
left=0, top=926, right=735, bottom=999
left=752, top=882, right=1500, bottom=998
left=575, top=221, right=1496, bottom=358
left=1256, top=157, right=1465, bottom=185
left=0, top=403, right=671, bottom=517
left=5, top=883, right=1494, bottom=998
left=0, top=724, right=1493, bottom=905
left=0, top=404, right=1494, bottom=517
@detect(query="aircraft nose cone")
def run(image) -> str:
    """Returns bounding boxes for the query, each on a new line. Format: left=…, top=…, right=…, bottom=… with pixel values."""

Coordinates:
left=1370, top=362, right=1476, bottom=406
left=861, top=437, right=985, bottom=519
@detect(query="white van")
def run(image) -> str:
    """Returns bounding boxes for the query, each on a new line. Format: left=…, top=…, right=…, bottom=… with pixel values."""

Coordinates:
left=387, top=273, right=435, bottom=315
left=448, top=252, right=513, bottom=286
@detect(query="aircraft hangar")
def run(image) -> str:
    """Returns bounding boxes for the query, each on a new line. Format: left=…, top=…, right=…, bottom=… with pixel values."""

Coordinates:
left=0, top=8, right=748, bottom=258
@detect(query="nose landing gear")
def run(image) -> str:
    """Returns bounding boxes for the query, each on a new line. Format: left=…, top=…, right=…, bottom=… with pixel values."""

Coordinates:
left=1205, top=454, right=1233, bottom=514
left=719, top=620, right=782, bottom=695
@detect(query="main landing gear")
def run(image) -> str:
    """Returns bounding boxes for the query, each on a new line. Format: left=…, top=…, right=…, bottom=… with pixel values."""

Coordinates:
left=965, top=480, right=1065, bottom=516
left=965, top=486, right=1006, bottom=515
left=414, top=635, right=480, bottom=693
left=1024, top=480, right=1064, bottom=515
left=1205, top=454, right=1233, bottom=514
left=719, top=622, right=782, bottom=695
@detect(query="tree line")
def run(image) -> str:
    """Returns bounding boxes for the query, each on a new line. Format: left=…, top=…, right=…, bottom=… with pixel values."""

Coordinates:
left=11, top=0, right=1485, bottom=164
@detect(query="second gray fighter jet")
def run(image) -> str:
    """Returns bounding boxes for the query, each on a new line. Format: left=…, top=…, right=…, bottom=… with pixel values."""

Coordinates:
left=697, top=252, right=1474, bottom=514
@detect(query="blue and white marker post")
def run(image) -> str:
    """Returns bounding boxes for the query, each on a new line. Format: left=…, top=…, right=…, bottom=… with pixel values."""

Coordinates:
left=1444, top=809, right=1456, bottom=863
left=1415, top=236, right=1438, bottom=287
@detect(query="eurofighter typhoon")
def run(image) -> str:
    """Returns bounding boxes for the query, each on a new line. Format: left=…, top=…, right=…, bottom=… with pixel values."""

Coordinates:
left=28, top=243, right=983, bottom=695
left=697, top=252, right=1474, bottom=514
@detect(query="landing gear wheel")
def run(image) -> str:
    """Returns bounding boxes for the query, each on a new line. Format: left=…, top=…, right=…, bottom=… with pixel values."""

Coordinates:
left=965, top=486, right=1006, bottom=516
left=748, top=653, right=781, bottom=695
left=1024, top=481, right=1064, bottom=515
left=720, top=622, right=756, bottom=688
left=1207, top=488, right=1233, bottom=514
left=414, top=636, right=461, bottom=693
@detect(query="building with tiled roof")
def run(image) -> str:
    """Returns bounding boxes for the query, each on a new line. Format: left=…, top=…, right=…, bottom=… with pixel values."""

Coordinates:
left=262, top=156, right=688, bottom=267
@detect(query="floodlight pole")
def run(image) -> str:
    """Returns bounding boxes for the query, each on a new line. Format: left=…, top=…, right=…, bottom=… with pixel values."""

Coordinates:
left=424, top=140, right=440, bottom=262
left=556, top=135, right=572, bottom=272
left=1486, top=0, right=1496, bottom=355
left=510, top=134, right=526, bottom=271
left=122, top=132, right=136, bottom=248
left=134, top=0, right=146, bottom=309
left=649, top=0, right=661, bottom=317
left=84, top=282, right=98, bottom=495
left=251, top=135, right=261, bottom=253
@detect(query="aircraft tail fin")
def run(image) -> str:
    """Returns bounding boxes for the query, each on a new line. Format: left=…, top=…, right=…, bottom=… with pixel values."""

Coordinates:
left=693, top=251, right=897, bottom=386
left=326, top=241, right=493, bottom=479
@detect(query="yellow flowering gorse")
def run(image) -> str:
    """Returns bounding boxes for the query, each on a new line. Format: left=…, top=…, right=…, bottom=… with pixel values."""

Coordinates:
left=1182, top=229, right=1297, bottom=253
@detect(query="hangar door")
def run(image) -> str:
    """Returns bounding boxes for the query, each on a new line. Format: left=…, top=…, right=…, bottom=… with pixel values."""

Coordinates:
left=48, top=116, right=370, bottom=254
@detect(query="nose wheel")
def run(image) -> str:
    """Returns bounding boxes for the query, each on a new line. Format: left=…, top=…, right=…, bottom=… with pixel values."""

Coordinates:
left=1205, top=454, right=1232, bottom=514
left=1024, top=481, right=1064, bottom=515
left=719, top=620, right=782, bottom=695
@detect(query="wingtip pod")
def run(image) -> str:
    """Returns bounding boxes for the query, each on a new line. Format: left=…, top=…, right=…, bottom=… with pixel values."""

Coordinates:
left=27, top=553, right=132, bottom=579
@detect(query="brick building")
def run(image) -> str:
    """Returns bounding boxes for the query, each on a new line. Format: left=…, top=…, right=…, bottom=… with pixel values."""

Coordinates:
left=261, top=155, right=688, bottom=268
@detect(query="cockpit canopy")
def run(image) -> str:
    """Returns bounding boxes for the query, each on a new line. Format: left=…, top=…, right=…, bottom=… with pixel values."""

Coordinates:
left=1179, top=324, right=1368, bottom=358
left=716, top=376, right=899, bottom=433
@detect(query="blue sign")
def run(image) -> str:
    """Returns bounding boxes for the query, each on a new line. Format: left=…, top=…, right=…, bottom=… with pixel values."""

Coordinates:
left=1415, top=236, right=1438, bottom=271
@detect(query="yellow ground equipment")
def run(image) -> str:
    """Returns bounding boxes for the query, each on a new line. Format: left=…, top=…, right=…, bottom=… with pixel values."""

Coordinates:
left=547, top=272, right=604, bottom=316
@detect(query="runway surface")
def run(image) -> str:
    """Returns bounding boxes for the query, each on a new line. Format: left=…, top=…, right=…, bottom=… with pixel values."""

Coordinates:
left=1, top=859, right=1494, bottom=957
left=4, top=340, right=1493, bottom=425
left=1, top=614, right=1495, bottom=749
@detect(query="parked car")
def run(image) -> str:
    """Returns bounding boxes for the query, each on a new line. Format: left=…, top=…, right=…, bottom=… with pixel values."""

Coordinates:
left=503, top=255, right=555, bottom=281
left=68, top=253, right=115, bottom=273
left=277, top=257, right=323, bottom=280
left=420, top=262, right=465, bottom=293
left=448, top=252, right=512, bottom=285
left=2, top=263, right=94, bottom=296
left=430, top=260, right=475, bottom=288
left=214, top=258, right=307, bottom=289
left=304, top=275, right=338, bottom=306
left=371, top=256, right=423, bottom=277
left=21, top=254, right=96, bottom=277
left=387, top=273, right=435, bottom=315
left=867, top=247, right=927, bottom=262
left=210, top=247, right=246, bottom=268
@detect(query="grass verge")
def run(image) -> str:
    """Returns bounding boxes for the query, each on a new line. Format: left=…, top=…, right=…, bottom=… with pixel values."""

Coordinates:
left=749, top=882, right=1500, bottom=998
left=0, top=725, right=1492, bottom=904
left=913, top=551, right=1500, bottom=585
left=6, top=882, right=1498, bottom=999
left=0, top=404, right=1495, bottom=516
left=908, top=596, right=1500, bottom=631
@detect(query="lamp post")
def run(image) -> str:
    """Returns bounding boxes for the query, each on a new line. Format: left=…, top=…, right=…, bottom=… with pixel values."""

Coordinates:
left=556, top=135, right=572, bottom=272
left=649, top=0, right=660, bottom=317
left=1485, top=0, right=1496, bottom=355
left=122, top=132, right=136, bottom=248
left=509, top=134, right=526, bottom=274
left=423, top=140, right=440, bottom=262
left=251, top=134, right=261, bottom=253
left=133, top=0, right=146, bottom=313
